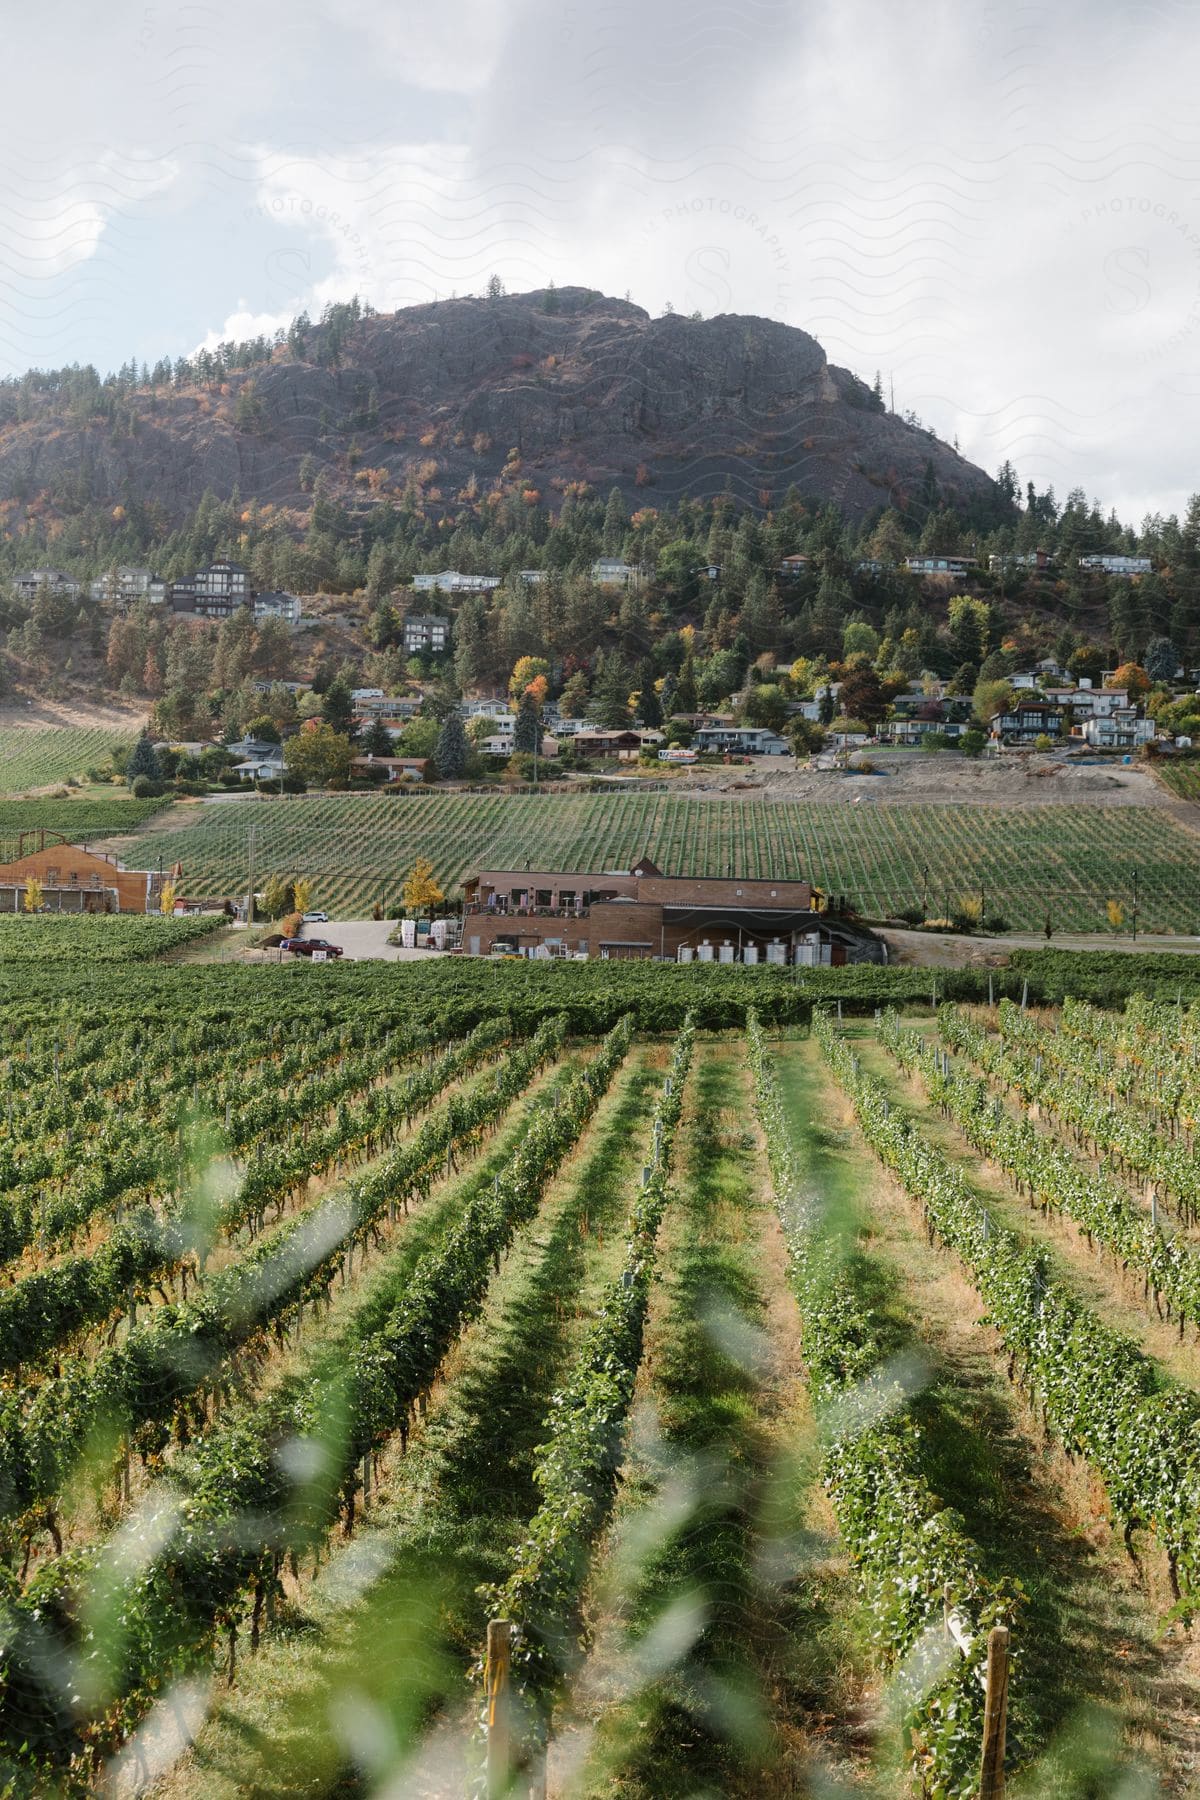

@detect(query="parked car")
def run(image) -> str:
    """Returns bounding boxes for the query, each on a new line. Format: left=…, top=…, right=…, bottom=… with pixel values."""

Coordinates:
left=281, top=937, right=344, bottom=958
left=301, top=911, right=329, bottom=923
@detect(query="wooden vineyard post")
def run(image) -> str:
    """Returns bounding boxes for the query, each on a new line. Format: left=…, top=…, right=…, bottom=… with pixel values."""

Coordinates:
left=486, top=1617, right=512, bottom=1798
left=979, top=1623, right=1010, bottom=1798
left=944, top=1588, right=1010, bottom=1799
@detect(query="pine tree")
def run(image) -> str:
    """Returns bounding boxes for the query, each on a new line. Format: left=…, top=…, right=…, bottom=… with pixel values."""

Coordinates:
left=634, top=659, right=662, bottom=727
left=675, top=650, right=698, bottom=713
left=435, top=709, right=469, bottom=778
left=590, top=652, right=632, bottom=728
left=513, top=692, right=543, bottom=753
left=361, top=717, right=394, bottom=757
left=126, top=731, right=161, bottom=786
left=322, top=675, right=356, bottom=738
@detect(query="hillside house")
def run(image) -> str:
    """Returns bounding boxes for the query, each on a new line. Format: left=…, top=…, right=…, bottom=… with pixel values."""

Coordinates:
left=988, top=549, right=1055, bottom=574
left=1078, top=554, right=1152, bottom=577
left=693, top=726, right=789, bottom=756
left=226, top=738, right=285, bottom=780
left=1078, top=710, right=1156, bottom=750
left=13, top=568, right=81, bottom=601
left=252, top=589, right=302, bottom=623
left=171, top=561, right=253, bottom=618
left=350, top=755, right=429, bottom=782
left=402, top=613, right=451, bottom=655
left=591, top=559, right=640, bottom=585
left=989, top=701, right=1066, bottom=744
left=89, top=566, right=168, bottom=606
left=572, top=729, right=662, bottom=760
left=411, top=571, right=499, bottom=594
left=904, top=555, right=978, bottom=576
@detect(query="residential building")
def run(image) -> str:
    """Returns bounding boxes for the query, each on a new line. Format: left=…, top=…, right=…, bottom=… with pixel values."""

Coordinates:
left=518, top=569, right=548, bottom=585
left=171, top=560, right=254, bottom=618
left=0, top=835, right=166, bottom=914
left=402, top=613, right=451, bottom=655
left=903, top=555, right=978, bottom=576
left=1078, top=710, right=1156, bottom=750
left=411, top=571, right=500, bottom=594
left=988, top=549, right=1055, bottom=574
left=855, top=558, right=888, bottom=575
left=253, top=589, right=302, bottom=623
left=989, top=701, right=1066, bottom=744
left=225, top=737, right=285, bottom=780
left=693, top=725, right=790, bottom=756
left=461, top=697, right=509, bottom=718
left=1078, top=554, right=1152, bottom=577
left=590, top=558, right=640, bottom=585
left=572, top=728, right=663, bottom=760
left=89, top=566, right=168, bottom=606
left=355, top=693, right=419, bottom=721
left=777, top=554, right=811, bottom=575
left=461, top=858, right=837, bottom=964
left=349, top=755, right=430, bottom=782
left=13, top=568, right=80, bottom=602
left=885, top=717, right=967, bottom=745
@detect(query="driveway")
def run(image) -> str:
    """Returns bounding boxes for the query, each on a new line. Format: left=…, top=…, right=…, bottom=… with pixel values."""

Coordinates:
left=300, top=919, right=444, bottom=962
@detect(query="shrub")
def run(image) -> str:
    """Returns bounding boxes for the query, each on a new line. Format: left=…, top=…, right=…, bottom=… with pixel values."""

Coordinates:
left=982, top=914, right=1010, bottom=934
left=280, top=775, right=307, bottom=794
left=894, top=905, right=924, bottom=925
left=280, top=911, right=303, bottom=939
left=130, top=775, right=165, bottom=799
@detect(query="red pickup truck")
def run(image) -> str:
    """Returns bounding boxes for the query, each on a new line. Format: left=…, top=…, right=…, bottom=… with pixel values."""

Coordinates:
left=281, top=937, right=344, bottom=959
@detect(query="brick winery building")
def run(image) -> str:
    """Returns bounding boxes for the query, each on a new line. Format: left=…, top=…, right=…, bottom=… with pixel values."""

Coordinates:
left=460, top=858, right=882, bottom=965
left=0, top=834, right=168, bottom=914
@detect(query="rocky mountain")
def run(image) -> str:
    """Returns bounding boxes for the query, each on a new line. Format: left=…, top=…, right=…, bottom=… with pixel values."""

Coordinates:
left=0, top=289, right=1003, bottom=527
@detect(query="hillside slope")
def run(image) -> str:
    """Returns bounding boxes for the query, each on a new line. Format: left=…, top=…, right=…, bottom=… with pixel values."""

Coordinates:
left=0, top=290, right=1000, bottom=525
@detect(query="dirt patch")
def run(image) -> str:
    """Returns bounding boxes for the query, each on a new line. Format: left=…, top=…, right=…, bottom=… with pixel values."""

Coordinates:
left=0, top=696, right=148, bottom=731
left=678, top=752, right=1171, bottom=811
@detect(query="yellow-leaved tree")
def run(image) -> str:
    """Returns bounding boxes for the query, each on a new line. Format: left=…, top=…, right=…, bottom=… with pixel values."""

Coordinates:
left=292, top=876, right=314, bottom=915
left=23, top=876, right=42, bottom=914
left=401, top=858, right=444, bottom=912
left=159, top=880, right=176, bottom=916
left=1106, top=898, right=1125, bottom=933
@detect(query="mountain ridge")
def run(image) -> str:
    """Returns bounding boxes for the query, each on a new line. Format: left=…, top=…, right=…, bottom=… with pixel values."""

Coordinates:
left=0, top=288, right=1003, bottom=531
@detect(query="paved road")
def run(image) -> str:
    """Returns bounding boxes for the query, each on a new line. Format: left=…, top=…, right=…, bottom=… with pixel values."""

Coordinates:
left=300, top=919, right=443, bottom=962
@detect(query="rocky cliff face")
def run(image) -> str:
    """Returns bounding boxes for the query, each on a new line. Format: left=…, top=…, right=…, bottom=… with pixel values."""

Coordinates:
left=0, top=289, right=1000, bottom=524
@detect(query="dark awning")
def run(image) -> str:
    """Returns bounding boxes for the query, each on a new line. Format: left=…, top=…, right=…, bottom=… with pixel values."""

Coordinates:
left=660, top=906, right=821, bottom=933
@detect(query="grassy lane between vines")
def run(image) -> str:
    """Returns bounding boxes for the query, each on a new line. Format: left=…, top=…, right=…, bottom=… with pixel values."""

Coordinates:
left=149, top=1047, right=668, bottom=1800
left=557, top=1047, right=839, bottom=1800
left=844, top=1026, right=1200, bottom=1795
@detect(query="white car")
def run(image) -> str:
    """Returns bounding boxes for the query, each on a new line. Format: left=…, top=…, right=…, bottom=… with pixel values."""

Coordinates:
left=302, top=911, right=329, bottom=924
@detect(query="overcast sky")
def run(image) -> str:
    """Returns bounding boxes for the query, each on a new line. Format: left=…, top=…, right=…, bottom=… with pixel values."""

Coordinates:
left=6, top=0, right=1199, bottom=522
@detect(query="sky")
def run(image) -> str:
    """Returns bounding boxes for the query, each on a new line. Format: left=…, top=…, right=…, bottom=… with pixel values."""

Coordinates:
left=5, top=0, right=1200, bottom=523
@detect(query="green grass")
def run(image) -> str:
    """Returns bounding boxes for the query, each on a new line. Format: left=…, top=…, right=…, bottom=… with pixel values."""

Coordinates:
left=0, top=727, right=130, bottom=792
left=578, top=1052, right=816, bottom=1798
left=128, top=791, right=1200, bottom=930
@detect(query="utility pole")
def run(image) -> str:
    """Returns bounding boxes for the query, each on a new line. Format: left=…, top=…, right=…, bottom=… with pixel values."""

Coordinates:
left=247, top=823, right=257, bottom=925
left=1132, top=863, right=1139, bottom=940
